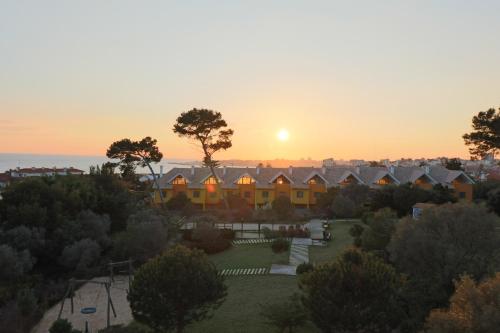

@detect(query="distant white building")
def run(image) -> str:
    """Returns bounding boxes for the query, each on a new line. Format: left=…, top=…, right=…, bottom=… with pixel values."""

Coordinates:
left=9, top=167, right=84, bottom=178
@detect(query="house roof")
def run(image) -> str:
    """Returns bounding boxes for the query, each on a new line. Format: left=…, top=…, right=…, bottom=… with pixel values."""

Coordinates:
left=157, top=165, right=472, bottom=189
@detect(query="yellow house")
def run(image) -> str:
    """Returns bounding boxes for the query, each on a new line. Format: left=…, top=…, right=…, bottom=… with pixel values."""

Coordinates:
left=154, top=165, right=475, bottom=208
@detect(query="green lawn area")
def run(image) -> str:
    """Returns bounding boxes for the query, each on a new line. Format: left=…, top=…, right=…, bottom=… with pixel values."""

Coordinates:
left=185, top=275, right=319, bottom=333
left=210, top=243, right=289, bottom=269
left=309, top=219, right=358, bottom=264
left=185, top=220, right=357, bottom=333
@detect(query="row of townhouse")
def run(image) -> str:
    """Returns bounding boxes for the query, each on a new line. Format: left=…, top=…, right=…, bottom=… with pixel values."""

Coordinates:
left=154, top=165, right=475, bottom=209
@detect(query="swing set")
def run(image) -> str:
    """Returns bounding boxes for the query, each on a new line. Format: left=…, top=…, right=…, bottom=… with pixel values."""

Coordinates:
left=57, top=278, right=117, bottom=331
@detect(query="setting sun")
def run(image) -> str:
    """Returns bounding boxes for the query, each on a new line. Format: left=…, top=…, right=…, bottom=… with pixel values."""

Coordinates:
left=277, top=129, right=289, bottom=142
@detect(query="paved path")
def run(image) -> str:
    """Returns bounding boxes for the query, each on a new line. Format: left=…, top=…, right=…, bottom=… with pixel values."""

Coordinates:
left=219, top=267, right=269, bottom=276
left=269, top=264, right=297, bottom=276
left=232, top=238, right=292, bottom=245
left=289, top=238, right=311, bottom=266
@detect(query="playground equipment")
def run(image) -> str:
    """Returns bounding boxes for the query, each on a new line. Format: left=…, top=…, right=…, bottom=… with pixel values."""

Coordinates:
left=58, top=278, right=117, bottom=329
left=107, top=259, right=133, bottom=291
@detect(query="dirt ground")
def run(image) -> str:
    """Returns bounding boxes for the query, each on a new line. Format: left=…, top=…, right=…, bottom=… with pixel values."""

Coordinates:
left=32, top=276, right=133, bottom=333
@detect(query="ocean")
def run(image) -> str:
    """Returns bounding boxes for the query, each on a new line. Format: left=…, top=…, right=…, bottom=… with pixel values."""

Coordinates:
left=0, top=153, right=194, bottom=174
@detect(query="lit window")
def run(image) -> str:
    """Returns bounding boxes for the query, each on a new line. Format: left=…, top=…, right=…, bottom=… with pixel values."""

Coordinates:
left=275, top=176, right=290, bottom=185
left=204, top=176, right=218, bottom=185
left=237, top=176, right=254, bottom=184
left=297, top=191, right=304, bottom=198
left=308, top=178, right=317, bottom=185
left=377, top=176, right=392, bottom=185
left=308, top=175, right=324, bottom=185
left=172, top=176, right=187, bottom=184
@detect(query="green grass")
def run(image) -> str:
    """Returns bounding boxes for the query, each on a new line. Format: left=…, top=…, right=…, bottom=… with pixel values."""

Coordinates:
left=309, top=219, right=358, bottom=264
left=185, top=275, right=319, bottom=333
left=185, top=222, right=357, bottom=333
left=210, top=243, right=289, bottom=269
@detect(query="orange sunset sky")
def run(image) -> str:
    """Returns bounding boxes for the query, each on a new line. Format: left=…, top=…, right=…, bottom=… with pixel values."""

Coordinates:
left=1, top=1, right=499, bottom=161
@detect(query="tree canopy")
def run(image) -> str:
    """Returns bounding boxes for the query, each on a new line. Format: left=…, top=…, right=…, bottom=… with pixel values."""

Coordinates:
left=128, top=245, right=226, bottom=333
left=106, top=137, right=164, bottom=201
left=388, top=203, right=500, bottom=330
left=463, top=108, right=500, bottom=159
left=300, top=249, right=404, bottom=333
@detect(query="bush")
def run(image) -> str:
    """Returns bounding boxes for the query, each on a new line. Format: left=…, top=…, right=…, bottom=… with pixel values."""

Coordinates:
left=271, top=238, right=290, bottom=253
left=272, top=196, right=294, bottom=220
left=49, top=318, right=80, bottom=333
left=219, top=229, right=235, bottom=240
left=0, top=244, right=34, bottom=281
left=112, top=211, right=169, bottom=264
left=189, top=223, right=232, bottom=254
left=296, top=263, right=314, bottom=275
left=191, top=238, right=232, bottom=254
left=58, top=238, right=101, bottom=276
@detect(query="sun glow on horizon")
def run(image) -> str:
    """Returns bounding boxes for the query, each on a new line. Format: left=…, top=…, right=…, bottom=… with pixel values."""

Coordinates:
left=277, top=129, right=290, bottom=142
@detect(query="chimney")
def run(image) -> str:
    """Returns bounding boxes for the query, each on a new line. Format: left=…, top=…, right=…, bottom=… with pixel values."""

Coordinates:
left=223, top=166, right=227, bottom=176
left=321, top=166, right=326, bottom=175
left=389, top=165, right=395, bottom=174
left=160, top=165, right=164, bottom=178
left=288, top=166, right=293, bottom=175
left=355, top=166, right=360, bottom=174
left=191, top=165, right=195, bottom=176
left=256, top=166, right=260, bottom=175
left=424, top=165, right=430, bottom=174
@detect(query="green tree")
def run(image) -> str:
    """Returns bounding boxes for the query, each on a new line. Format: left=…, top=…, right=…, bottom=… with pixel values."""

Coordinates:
left=443, top=158, right=464, bottom=170
left=360, top=208, right=398, bottom=256
left=425, top=274, right=500, bottom=333
left=463, top=108, right=500, bottom=159
left=260, top=294, right=308, bottom=333
left=128, top=245, right=226, bottom=333
left=331, top=194, right=356, bottom=218
left=173, top=108, right=234, bottom=209
left=300, top=249, right=404, bottom=333
left=272, top=196, right=294, bottom=220
left=388, top=203, right=500, bottom=330
left=106, top=137, right=164, bottom=202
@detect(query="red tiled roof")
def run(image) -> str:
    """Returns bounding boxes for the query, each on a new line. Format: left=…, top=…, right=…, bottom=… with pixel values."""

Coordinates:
left=14, top=167, right=84, bottom=174
left=0, top=173, right=11, bottom=182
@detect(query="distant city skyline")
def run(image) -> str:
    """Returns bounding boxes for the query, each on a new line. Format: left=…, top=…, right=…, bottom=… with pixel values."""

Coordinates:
left=2, top=1, right=500, bottom=160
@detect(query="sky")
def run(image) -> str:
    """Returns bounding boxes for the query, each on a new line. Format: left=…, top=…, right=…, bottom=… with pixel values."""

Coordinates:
left=1, top=0, right=499, bottom=161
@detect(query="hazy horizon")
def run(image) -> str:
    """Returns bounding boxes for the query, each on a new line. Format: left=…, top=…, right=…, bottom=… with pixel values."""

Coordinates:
left=2, top=1, right=500, bottom=160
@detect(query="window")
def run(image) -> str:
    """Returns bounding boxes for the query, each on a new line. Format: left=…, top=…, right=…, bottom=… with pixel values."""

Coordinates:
left=193, top=190, right=200, bottom=198
left=204, top=176, right=218, bottom=185
left=244, top=191, right=251, bottom=198
left=162, top=190, right=168, bottom=197
left=172, top=176, right=187, bottom=184
left=237, top=176, right=254, bottom=184
left=296, top=191, right=304, bottom=198
left=314, top=192, right=322, bottom=199
left=275, top=175, right=290, bottom=185
left=262, top=191, right=269, bottom=198
left=307, top=175, right=324, bottom=185
left=377, top=176, right=392, bottom=185
left=209, top=192, right=217, bottom=198
left=459, top=192, right=466, bottom=199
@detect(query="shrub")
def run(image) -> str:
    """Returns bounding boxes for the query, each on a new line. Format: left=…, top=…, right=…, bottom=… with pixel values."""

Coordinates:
left=49, top=318, right=80, bottom=333
left=0, top=244, right=34, bottom=281
left=271, top=238, right=290, bottom=253
left=219, top=229, right=235, bottom=240
left=58, top=238, right=101, bottom=276
left=112, top=212, right=169, bottom=264
left=296, top=263, right=314, bottom=275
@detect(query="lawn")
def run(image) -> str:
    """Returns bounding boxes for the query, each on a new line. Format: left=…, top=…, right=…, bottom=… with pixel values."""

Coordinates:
left=185, top=221, right=357, bottom=333
left=184, top=275, right=319, bottom=333
left=309, top=219, right=358, bottom=264
left=209, top=243, right=289, bottom=269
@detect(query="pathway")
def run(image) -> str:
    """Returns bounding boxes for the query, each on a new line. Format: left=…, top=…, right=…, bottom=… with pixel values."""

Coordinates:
left=289, top=238, right=312, bottom=266
left=219, top=267, right=269, bottom=276
left=232, top=238, right=291, bottom=245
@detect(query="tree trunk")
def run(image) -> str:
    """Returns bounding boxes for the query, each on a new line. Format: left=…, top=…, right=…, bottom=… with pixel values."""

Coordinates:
left=145, top=161, right=164, bottom=204
left=208, top=164, right=230, bottom=210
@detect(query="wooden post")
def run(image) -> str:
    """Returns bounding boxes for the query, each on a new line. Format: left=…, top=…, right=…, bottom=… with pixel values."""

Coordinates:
left=106, top=283, right=111, bottom=328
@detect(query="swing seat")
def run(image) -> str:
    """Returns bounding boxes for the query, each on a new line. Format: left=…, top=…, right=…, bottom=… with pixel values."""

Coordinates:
left=81, top=307, right=97, bottom=314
